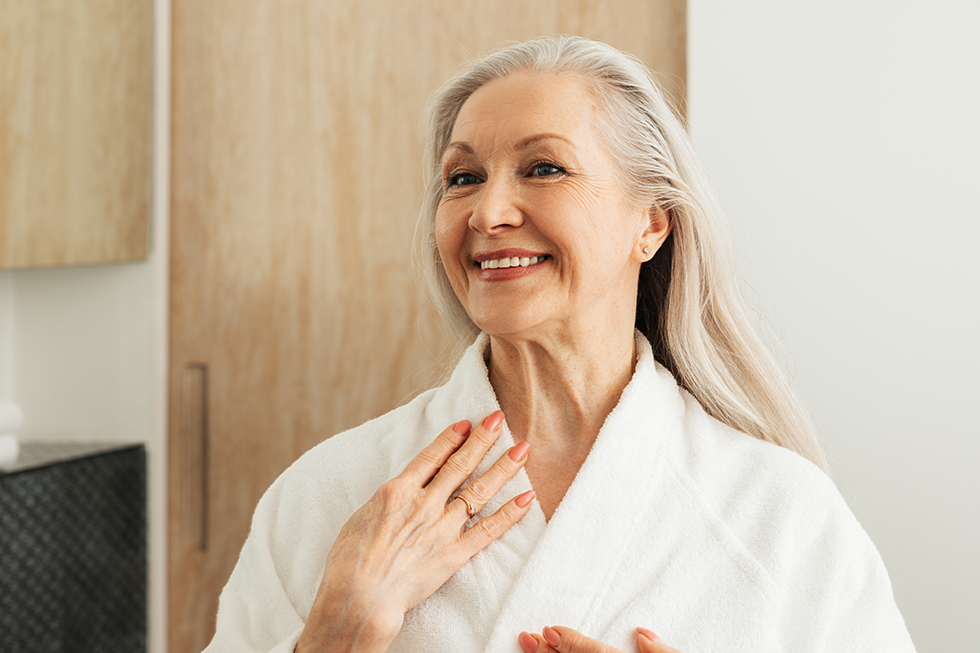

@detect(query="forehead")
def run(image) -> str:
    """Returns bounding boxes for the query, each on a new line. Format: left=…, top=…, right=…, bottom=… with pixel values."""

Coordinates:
left=448, top=71, right=600, bottom=147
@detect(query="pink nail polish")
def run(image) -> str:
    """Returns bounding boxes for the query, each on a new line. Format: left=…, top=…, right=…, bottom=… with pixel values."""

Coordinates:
left=636, top=627, right=661, bottom=642
left=483, top=410, right=504, bottom=432
left=543, top=626, right=560, bottom=647
left=453, top=420, right=471, bottom=435
left=509, top=441, right=530, bottom=462
left=518, top=632, right=538, bottom=653
left=515, top=490, right=535, bottom=508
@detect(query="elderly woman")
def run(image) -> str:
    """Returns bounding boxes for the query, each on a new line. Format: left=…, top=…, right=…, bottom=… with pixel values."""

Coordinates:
left=204, top=37, right=915, bottom=653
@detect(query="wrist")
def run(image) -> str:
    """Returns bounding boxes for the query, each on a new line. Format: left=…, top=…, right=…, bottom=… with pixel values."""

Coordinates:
left=297, top=588, right=403, bottom=653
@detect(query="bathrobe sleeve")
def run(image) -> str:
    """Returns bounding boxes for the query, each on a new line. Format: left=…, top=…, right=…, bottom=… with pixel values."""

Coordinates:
left=768, top=461, right=917, bottom=651
left=650, top=397, right=917, bottom=653
left=202, top=464, right=314, bottom=653
left=201, top=382, right=451, bottom=653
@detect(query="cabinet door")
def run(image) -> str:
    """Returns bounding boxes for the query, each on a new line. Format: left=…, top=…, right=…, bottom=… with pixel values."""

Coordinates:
left=0, top=0, right=152, bottom=268
left=169, top=2, right=685, bottom=652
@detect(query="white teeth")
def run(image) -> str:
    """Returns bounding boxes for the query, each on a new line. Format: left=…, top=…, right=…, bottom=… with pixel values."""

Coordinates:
left=480, top=255, right=545, bottom=269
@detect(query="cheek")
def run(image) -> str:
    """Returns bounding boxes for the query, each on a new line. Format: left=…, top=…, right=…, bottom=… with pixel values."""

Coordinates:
left=434, top=208, right=465, bottom=271
left=562, top=181, right=623, bottom=232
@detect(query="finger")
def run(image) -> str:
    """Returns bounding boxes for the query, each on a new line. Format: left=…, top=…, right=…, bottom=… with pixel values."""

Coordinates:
left=636, top=628, right=681, bottom=653
left=401, top=420, right=471, bottom=485
left=522, top=633, right=557, bottom=652
left=459, top=489, right=535, bottom=551
left=519, top=632, right=543, bottom=653
left=425, top=410, right=504, bottom=496
left=448, top=439, right=530, bottom=519
left=542, top=625, right=624, bottom=653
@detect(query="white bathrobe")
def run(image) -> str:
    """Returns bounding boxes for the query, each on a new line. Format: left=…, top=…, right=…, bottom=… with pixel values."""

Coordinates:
left=204, top=333, right=916, bottom=653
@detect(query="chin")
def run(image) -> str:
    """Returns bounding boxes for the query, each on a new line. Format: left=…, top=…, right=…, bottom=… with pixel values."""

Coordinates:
left=469, top=313, right=548, bottom=340
left=463, top=296, right=555, bottom=339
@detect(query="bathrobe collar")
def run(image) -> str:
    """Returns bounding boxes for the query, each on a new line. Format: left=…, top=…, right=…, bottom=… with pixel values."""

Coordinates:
left=429, top=331, right=685, bottom=649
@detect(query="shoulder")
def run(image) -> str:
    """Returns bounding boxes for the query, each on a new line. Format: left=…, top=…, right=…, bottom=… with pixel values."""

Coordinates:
left=662, top=394, right=914, bottom=648
left=250, top=334, right=495, bottom=546
left=231, top=386, right=444, bottom=606
left=265, top=385, right=442, bottom=519
left=665, top=390, right=876, bottom=580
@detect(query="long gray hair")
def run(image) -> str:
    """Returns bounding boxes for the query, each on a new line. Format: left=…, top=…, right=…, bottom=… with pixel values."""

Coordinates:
left=414, top=36, right=829, bottom=474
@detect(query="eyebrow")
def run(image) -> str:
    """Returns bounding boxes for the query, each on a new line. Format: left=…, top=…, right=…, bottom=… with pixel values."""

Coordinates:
left=514, top=133, right=574, bottom=151
left=442, top=133, right=574, bottom=160
left=443, top=141, right=474, bottom=156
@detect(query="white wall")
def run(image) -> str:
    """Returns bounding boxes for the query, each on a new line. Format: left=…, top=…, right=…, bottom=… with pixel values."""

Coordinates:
left=0, top=274, right=13, bottom=400
left=10, top=263, right=158, bottom=442
left=689, top=0, right=979, bottom=649
left=0, top=1, right=169, bottom=651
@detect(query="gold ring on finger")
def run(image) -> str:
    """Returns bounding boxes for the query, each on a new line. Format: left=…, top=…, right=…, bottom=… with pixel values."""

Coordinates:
left=456, top=494, right=478, bottom=518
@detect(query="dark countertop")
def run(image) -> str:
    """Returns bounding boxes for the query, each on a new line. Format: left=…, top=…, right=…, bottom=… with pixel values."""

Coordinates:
left=1, top=441, right=142, bottom=476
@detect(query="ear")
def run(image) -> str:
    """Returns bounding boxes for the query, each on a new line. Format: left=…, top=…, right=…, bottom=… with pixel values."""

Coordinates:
left=633, top=204, right=672, bottom=263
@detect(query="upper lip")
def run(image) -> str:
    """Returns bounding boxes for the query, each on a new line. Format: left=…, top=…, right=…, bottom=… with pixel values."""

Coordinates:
left=473, top=248, right=549, bottom=263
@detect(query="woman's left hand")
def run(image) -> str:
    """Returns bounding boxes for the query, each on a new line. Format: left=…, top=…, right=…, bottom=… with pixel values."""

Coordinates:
left=518, top=625, right=682, bottom=653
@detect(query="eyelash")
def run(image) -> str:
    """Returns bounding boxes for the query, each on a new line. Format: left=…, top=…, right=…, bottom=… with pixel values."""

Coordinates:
left=445, top=171, right=481, bottom=188
left=443, top=161, right=566, bottom=189
left=529, top=161, right=565, bottom=177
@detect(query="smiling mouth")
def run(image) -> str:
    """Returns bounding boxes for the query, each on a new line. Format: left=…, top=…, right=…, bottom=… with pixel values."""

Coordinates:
left=478, top=255, right=550, bottom=270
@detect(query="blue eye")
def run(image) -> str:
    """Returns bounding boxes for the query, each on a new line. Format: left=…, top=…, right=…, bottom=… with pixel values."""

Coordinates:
left=532, top=162, right=563, bottom=177
left=447, top=172, right=481, bottom=187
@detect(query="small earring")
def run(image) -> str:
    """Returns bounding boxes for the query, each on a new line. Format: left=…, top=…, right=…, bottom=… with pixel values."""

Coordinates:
left=643, top=247, right=650, bottom=254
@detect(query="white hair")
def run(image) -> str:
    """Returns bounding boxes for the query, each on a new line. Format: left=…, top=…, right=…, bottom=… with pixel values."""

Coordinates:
left=414, top=36, right=829, bottom=474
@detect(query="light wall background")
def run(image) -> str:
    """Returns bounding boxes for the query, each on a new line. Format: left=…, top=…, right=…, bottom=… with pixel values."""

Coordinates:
left=0, top=1, right=974, bottom=651
left=689, top=0, right=979, bottom=649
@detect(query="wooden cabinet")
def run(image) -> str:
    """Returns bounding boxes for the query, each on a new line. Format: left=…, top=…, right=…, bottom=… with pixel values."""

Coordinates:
left=169, top=2, right=686, bottom=651
left=0, top=0, right=153, bottom=268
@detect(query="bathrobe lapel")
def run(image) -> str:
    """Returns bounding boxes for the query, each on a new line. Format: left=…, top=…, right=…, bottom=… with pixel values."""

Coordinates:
left=481, top=335, right=683, bottom=651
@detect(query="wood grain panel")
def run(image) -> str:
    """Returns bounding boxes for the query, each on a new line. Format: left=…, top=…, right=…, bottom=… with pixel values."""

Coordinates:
left=169, top=2, right=685, bottom=651
left=0, top=0, right=153, bottom=268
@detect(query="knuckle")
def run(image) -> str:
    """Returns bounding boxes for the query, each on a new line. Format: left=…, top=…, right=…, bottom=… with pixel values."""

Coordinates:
left=562, top=633, right=593, bottom=653
left=438, top=426, right=466, bottom=448
left=375, top=478, right=406, bottom=505
left=414, top=447, right=444, bottom=469
left=474, top=515, right=500, bottom=540
left=567, top=633, right=588, bottom=649
left=441, top=452, right=473, bottom=478
left=491, top=455, right=520, bottom=480
left=470, top=425, right=498, bottom=447
left=462, top=480, right=491, bottom=504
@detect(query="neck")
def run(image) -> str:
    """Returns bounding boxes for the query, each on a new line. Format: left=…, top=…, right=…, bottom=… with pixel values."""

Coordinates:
left=487, top=321, right=637, bottom=453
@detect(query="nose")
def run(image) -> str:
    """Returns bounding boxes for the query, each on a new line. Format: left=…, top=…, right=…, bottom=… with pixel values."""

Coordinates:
left=467, top=177, right=524, bottom=235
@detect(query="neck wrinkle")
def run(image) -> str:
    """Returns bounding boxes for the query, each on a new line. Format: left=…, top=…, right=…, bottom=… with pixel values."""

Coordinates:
left=485, top=326, right=636, bottom=452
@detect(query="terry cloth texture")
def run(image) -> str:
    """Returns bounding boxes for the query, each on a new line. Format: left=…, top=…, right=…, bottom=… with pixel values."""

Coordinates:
left=204, top=332, right=916, bottom=653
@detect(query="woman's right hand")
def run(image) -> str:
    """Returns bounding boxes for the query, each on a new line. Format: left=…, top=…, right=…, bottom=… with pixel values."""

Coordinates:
left=295, top=410, right=535, bottom=653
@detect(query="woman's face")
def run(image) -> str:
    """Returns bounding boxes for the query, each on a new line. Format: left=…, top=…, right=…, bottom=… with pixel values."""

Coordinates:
left=435, top=71, right=658, bottom=340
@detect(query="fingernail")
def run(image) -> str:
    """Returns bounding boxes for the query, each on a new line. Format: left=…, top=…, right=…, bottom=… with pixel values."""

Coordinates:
left=453, top=420, right=471, bottom=435
left=636, top=627, right=661, bottom=642
left=515, top=490, right=535, bottom=508
left=483, top=410, right=504, bottom=432
left=543, top=626, right=560, bottom=647
left=509, top=441, right=530, bottom=462
left=518, top=632, right=538, bottom=653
